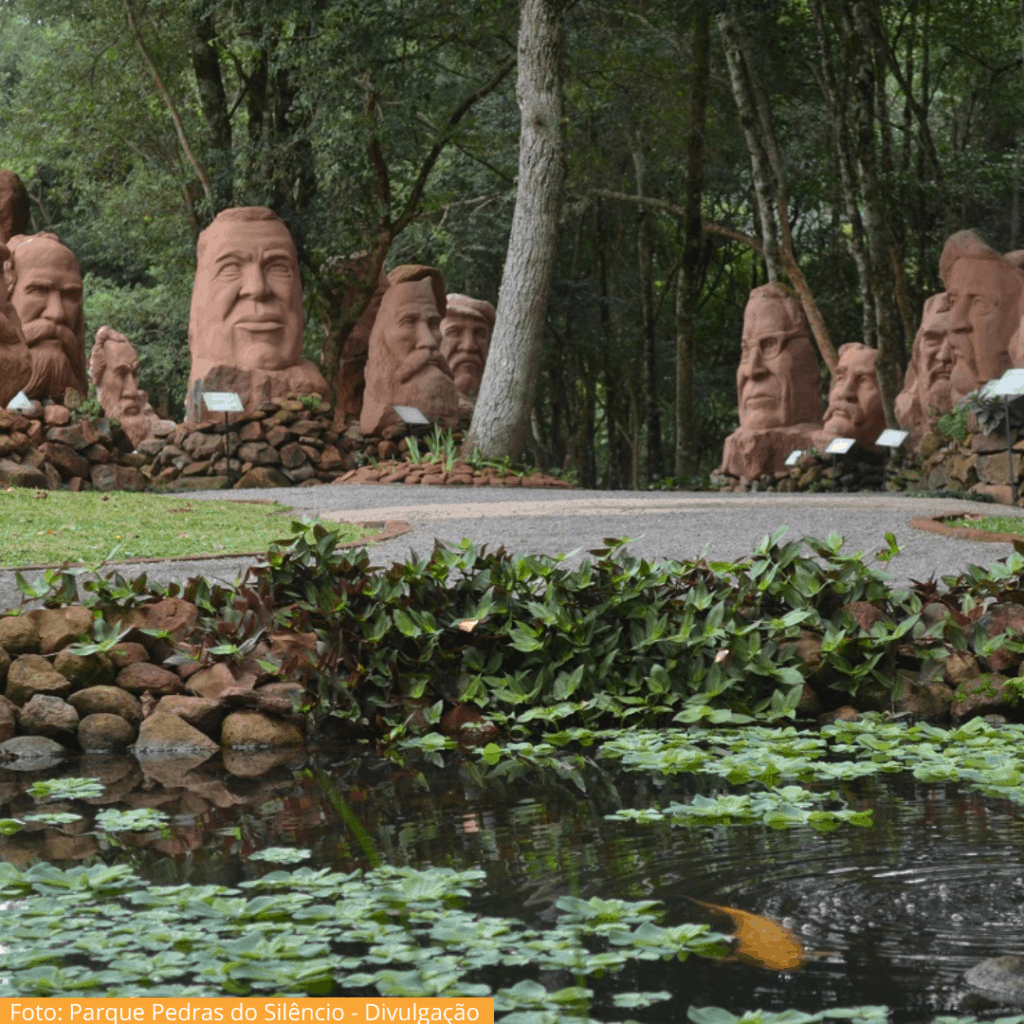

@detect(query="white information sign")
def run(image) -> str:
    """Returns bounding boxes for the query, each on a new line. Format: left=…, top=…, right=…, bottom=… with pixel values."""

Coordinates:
left=5, top=391, right=32, bottom=412
left=825, top=436, right=855, bottom=455
left=783, top=449, right=804, bottom=467
left=393, top=405, right=430, bottom=425
left=875, top=428, right=908, bottom=449
left=202, top=391, right=244, bottom=413
left=987, top=368, right=1024, bottom=398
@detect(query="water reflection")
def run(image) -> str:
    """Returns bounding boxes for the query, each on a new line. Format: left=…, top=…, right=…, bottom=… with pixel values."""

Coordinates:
left=1, top=749, right=1023, bottom=1020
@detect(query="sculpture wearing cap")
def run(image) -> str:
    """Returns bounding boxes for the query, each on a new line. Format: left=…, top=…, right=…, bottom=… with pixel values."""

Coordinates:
left=90, top=326, right=173, bottom=447
left=0, top=241, right=31, bottom=408
left=4, top=233, right=88, bottom=403
left=719, top=284, right=824, bottom=479
left=940, top=230, right=1024, bottom=401
left=895, top=293, right=954, bottom=444
left=185, top=206, right=327, bottom=421
left=440, top=293, right=495, bottom=398
left=360, top=265, right=463, bottom=436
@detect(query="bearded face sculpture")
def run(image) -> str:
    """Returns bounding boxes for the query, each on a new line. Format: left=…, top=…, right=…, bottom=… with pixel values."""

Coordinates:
left=359, top=265, right=462, bottom=436
left=440, top=293, right=495, bottom=398
left=895, top=294, right=954, bottom=443
left=0, top=242, right=30, bottom=408
left=4, top=233, right=87, bottom=403
left=89, top=326, right=171, bottom=447
left=821, top=342, right=885, bottom=450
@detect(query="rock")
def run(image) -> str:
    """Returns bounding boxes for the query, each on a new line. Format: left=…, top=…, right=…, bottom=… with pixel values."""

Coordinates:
left=440, top=704, right=498, bottom=744
left=951, top=673, right=1014, bottom=723
left=796, top=684, right=822, bottom=717
left=0, top=617, right=39, bottom=655
left=42, top=404, right=71, bottom=427
left=918, top=432, right=941, bottom=458
left=0, top=459, right=47, bottom=488
left=233, top=466, right=291, bottom=489
left=53, top=649, right=115, bottom=689
left=892, top=676, right=954, bottom=722
left=5, top=654, right=73, bottom=704
left=186, top=662, right=244, bottom=700
left=18, top=694, right=79, bottom=739
left=67, top=685, right=143, bottom=725
left=221, top=749, right=301, bottom=777
left=44, top=420, right=99, bottom=450
left=943, top=651, right=980, bottom=687
left=108, top=642, right=150, bottom=669
left=974, top=603, right=1024, bottom=673
left=109, top=598, right=198, bottom=641
left=90, top=464, right=148, bottom=492
left=0, top=694, right=16, bottom=741
left=839, top=602, right=891, bottom=632
left=818, top=705, right=860, bottom=726
left=0, top=735, right=67, bottom=768
left=38, top=441, right=90, bottom=481
left=0, top=646, right=9, bottom=686
left=256, top=681, right=306, bottom=707
left=25, top=606, right=94, bottom=655
left=964, top=955, right=1024, bottom=1005
left=134, top=712, right=220, bottom=755
left=975, top=452, right=1024, bottom=487
left=78, top=714, right=136, bottom=752
left=116, top=662, right=182, bottom=696
left=153, top=695, right=225, bottom=736
left=220, top=710, right=304, bottom=749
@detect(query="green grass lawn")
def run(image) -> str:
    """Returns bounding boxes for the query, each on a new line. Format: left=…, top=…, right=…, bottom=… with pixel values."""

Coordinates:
left=0, top=489, right=372, bottom=567
left=944, top=513, right=1024, bottom=537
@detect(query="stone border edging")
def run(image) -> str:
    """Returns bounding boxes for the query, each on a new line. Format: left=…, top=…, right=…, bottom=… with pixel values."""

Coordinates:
left=909, top=511, right=1024, bottom=545
left=5, top=519, right=411, bottom=572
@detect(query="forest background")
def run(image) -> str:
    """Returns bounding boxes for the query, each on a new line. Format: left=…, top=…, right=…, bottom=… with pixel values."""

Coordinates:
left=0, top=0, right=1019, bottom=489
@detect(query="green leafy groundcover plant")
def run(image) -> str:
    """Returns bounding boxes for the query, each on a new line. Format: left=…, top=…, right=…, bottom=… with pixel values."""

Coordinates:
left=13, top=521, right=1024, bottom=738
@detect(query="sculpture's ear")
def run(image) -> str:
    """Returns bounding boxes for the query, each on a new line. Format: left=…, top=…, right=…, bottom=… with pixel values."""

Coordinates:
left=1, top=257, right=14, bottom=299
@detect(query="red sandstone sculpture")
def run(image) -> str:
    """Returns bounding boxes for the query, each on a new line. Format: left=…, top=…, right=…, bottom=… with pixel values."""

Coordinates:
left=719, top=284, right=824, bottom=479
left=360, top=265, right=463, bottom=436
left=4, top=233, right=88, bottom=403
left=817, top=342, right=885, bottom=451
left=89, top=326, right=173, bottom=447
left=440, top=293, right=495, bottom=398
left=895, top=293, right=954, bottom=443
left=940, top=230, right=1023, bottom=401
left=0, top=242, right=31, bottom=408
left=185, top=207, right=326, bottom=421
left=0, top=172, right=29, bottom=244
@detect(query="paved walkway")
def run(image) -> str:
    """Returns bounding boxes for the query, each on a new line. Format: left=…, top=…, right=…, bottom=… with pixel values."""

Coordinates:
left=3, top=486, right=1022, bottom=610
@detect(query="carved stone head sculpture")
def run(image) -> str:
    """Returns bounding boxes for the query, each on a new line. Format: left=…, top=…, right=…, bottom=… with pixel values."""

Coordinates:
left=737, top=283, right=823, bottom=429
left=89, top=326, right=172, bottom=447
left=0, top=172, right=29, bottom=244
left=895, top=293, right=953, bottom=443
left=440, top=293, right=495, bottom=398
left=4, top=233, right=87, bottom=402
left=0, top=242, right=31, bottom=408
left=360, top=264, right=462, bottom=436
left=939, top=230, right=1024, bottom=400
left=821, top=342, right=885, bottom=449
left=186, top=206, right=326, bottom=420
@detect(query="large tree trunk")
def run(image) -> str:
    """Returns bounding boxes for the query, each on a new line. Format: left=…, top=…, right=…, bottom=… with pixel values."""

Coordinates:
left=675, top=0, right=709, bottom=480
left=464, top=0, right=567, bottom=462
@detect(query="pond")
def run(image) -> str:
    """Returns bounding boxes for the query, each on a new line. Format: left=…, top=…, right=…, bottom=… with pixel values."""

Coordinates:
left=3, top=720, right=1024, bottom=1022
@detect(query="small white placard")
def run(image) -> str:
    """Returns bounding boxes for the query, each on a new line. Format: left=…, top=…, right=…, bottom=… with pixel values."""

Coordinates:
left=986, top=368, right=1024, bottom=398
left=875, top=428, right=908, bottom=449
left=393, top=405, right=430, bottom=425
left=784, top=449, right=804, bottom=467
left=202, top=391, right=244, bottom=413
left=825, top=437, right=855, bottom=455
left=6, top=390, right=32, bottom=412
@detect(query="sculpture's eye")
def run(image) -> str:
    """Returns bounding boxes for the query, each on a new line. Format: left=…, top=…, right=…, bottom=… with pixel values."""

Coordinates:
left=760, top=336, right=783, bottom=358
left=217, top=261, right=242, bottom=278
left=266, top=259, right=293, bottom=278
left=972, top=295, right=994, bottom=314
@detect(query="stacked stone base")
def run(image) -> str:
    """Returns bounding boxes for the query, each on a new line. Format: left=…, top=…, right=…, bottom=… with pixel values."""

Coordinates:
left=0, top=602, right=309, bottom=763
left=711, top=450, right=887, bottom=494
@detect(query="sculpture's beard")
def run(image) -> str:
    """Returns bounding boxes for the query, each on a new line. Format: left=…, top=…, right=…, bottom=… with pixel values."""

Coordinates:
left=22, top=320, right=86, bottom=400
left=113, top=403, right=158, bottom=447
left=399, top=347, right=453, bottom=385
left=824, top=401, right=862, bottom=433
left=0, top=307, right=23, bottom=350
left=924, top=373, right=953, bottom=414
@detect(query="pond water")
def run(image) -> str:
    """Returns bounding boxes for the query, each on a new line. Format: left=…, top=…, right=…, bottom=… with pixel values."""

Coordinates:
left=2, top=743, right=1023, bottom=1021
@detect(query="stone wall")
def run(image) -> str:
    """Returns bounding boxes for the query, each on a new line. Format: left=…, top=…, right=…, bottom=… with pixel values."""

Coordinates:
left=711, top=449, right=887, bottom=494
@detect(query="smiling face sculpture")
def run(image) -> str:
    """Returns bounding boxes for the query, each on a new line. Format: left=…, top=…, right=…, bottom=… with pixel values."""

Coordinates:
left=186, top=206, right=326, bottom=420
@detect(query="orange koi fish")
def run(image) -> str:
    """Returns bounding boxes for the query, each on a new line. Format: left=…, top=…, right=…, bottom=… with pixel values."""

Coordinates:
left=690, top=898, right=806, bottom=971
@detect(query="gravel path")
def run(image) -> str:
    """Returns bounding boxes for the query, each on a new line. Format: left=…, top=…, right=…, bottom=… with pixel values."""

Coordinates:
left=3, top=485, right=1021, bottom=610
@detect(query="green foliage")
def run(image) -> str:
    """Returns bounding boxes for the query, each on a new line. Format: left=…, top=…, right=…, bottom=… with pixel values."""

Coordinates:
left=0, top=860, right=730, bottom=1000
left=936, top=404, right=969, bottom=442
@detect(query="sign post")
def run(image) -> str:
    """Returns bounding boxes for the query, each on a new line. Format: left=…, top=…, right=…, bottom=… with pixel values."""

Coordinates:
left=202, top=392, right=245, bottom=487
left=983, top=369, right=1024, bottom=506
left=824, top=437, right=855, bottom=492
left=5, top=391, right=33, bottom=413
left=874, top=428, right=908, bottom=490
